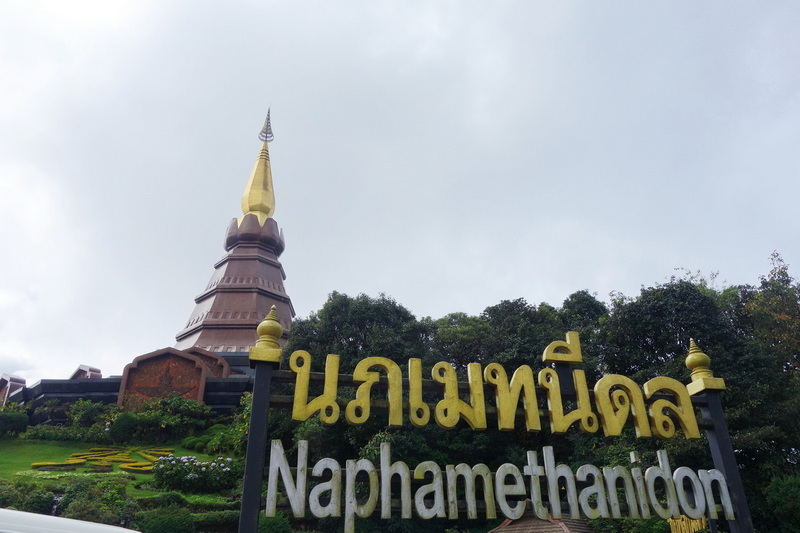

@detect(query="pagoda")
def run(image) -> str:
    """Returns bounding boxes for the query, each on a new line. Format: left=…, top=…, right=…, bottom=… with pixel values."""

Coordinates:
left=6, top=113, right=294, bottom=413
left=174, top=110, right=294, bottom=353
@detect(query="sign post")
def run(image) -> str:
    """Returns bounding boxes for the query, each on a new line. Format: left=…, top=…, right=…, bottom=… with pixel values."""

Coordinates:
left=238, top=306, right=283, bottom=533
left=685, top=340, right=754, bottom=532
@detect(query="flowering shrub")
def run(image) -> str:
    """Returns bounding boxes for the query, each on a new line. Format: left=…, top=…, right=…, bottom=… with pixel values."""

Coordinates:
left=153, top=454, right=242, bottom=493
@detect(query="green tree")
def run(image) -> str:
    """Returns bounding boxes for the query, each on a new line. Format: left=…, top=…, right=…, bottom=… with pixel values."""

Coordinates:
left=432, top=312, right=491, bottom=371
left=765, top=474, right=800, bottom=531
left=479, top=298, right=563, bottom=369
left=66, top=399, right=109, bottom=428
left=285, top=292, right=434, bottom=373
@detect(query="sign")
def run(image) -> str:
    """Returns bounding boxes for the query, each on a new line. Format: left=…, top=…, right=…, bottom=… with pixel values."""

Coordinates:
left=238, top=309, right=755, bottom=533
left=266, top=442, right=734, bottom=532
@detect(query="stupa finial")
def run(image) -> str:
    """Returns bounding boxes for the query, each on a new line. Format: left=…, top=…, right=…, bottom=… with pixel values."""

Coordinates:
left=240, top=109, right=276, bottom=226
left=259, top=109, right=274, bottom=142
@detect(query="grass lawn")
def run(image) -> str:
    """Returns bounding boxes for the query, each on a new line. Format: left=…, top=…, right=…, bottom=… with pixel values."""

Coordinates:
left=0, top=439, right=91, bottom=481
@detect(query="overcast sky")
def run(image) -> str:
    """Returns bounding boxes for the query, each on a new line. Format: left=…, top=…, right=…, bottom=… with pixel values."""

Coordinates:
left=1, top=2, right=799, bottom=383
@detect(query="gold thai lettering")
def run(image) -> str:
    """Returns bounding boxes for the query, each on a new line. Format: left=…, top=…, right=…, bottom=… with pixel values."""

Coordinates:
left=594, top=374, right=652, bottom=438
left=432, top=362, right=486, bottom=430
left=642, top=377, right=700, bottom=439
left=408, top=358, right=430, bottom=428
left=538, top=368, right=598, bottom=434
left=484, top=363, right=541, bottom=431
left=286, top=333, right=700, bottom=440
left=345, top=357, right=403, bottom=426
left=290, top=351, right=341, bottom=425
left=542, top=331, right=583, bottom=363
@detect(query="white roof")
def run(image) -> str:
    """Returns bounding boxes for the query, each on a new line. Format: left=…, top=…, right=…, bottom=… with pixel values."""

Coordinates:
left=0, top=509, right=130, bottom=533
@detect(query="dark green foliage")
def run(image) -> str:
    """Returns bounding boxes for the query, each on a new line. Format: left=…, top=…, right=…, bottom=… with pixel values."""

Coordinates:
left=433, top=312, right=492, bottom=370
left=109, top=412, right=138, bottom=443
left=598, top=280, right=732, bottom=380
left=589, top=517, right=671, bottom=533
left=0, top=401, right=27, bottom=414
left=766, top=475, right=800, bottom=531
left=57, top=476, right=139, bottom=526
left=135, top=505, right=195, bottom=533
left=181, top=436, right=200, bottom=449
left=181, top=425, right=227, bottom=452
left=205, top=392, right=253, bottom=456
left=478, top=298, right=564, bottom=369
left=106, top=396, right=214, bottom=444
left=0, top=481, right=14, bottom=507
left=18, top=487, right=55, bottom=514
left=21, top=423, right=109, bottom=442
left=133, top=396, right=214, bottom=442
left=193, top=435, right=211, bottom=452
left=284, top=292, right=435, bottom=373
left=191, top=509, right=239, bottom=529
left=62, top=499, right=120, bottom=525
left=257, top=512, right=293, bottom=533
left=66, top=399, right=112, bottom=428
left=559, top=289, right=608, bottom=332
left=153, top=492, right=189, bottom=508
left=1, top=479, right=55, bottom=514
left=33, top=399, right=66, bottom=424
left=58, top=477, right=95, bottom=513
left=17, top=399, right=116, bottom=442
left=0, top=412, right=28, bottom=435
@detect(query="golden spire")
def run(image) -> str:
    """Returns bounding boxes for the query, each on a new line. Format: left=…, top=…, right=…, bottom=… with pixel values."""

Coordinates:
left=239, top=110, right=276, bottom=226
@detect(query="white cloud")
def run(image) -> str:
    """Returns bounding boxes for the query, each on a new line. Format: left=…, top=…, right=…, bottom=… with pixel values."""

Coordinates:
left=1, top=1, right=799, bottom=381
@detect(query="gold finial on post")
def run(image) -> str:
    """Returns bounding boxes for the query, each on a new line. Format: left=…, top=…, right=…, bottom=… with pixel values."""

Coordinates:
left=685, top=338, right=726, bottom=395
left=249, top=305, right=283, bottom=366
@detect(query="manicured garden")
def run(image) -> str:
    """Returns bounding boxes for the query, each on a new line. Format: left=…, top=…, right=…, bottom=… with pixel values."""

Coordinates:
left=0, top=394, right=293, bottom=533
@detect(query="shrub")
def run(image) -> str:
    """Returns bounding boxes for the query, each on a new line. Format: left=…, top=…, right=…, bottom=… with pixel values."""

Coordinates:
left=153, top=455, right=242, bottom=493
left=0, top=401, right=27, bottom=414
left=194, top=436, right=211, bottom=452
left=181, top=436, right=200, bottom=449
left=59, top=477, right=95, bottom=513
left=0, top=482, right=14, bottom=507
left=62, top=499, right=119, bottom=525
left=258, top=512, right=293, bottom=533
left=18, top=487, right=55, bottom=514
left=206, top=393, right=252, bottom=456
left=140, top=396, right=214, bottom=440
left=192, top=509, right=239, bottom=529
left=109, top=412, right=138, bottom=443
left=66, top=399, right=110, bottom=428
left=1, top=479, right=55, bottom=514
left=154, top=492, right=189, bottom=508
left=136, top=491, right=189, bottom=511
left=767, top=474, right=800, bottom=528
left=183, top=494, right=239, bottom=512
left=136, top=505, right=195, bottom=533
left=57, top=475, right=138, bottom=525
left=21, top=424, right=87, bottom=442
left=110, top=396, right=214, bottom=444
left=0, top=412, right=28, bottom=435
